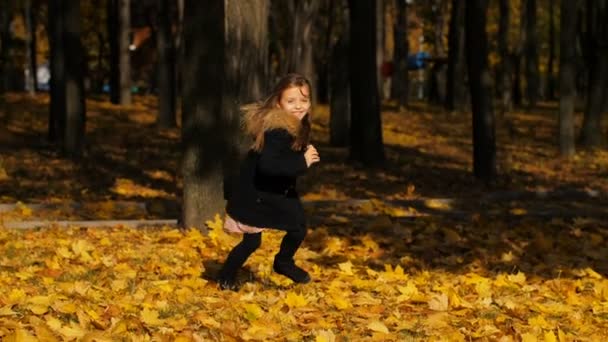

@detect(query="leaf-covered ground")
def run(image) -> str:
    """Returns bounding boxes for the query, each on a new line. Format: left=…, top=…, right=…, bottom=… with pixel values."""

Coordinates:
left=1, top=93, right=608, bottom=340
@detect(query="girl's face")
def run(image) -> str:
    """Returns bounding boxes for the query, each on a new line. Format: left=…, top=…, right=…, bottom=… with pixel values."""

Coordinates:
left=277, top=85, right=311, bottom=120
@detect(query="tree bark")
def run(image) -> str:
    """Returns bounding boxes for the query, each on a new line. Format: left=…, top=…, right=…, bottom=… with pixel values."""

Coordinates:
left=524, top=0, right=540, bottom=107
left=119, top=0, right=132, bottom=105
left=446, top=0, right=466, bottom=111
left=156, top=0, right=176, bottom=127
left=580, top=0, right=608, bottom=148
left=391, top=0, right=408, bottom=109
left=512, top=3, right=526, bottom=107
left=330, top=33, right=350, bottom=147
left=497, top=0, right=512, bottom=115
left=286, top=0, right=320, bottom=99
left=465, top=0, right=496, bottom=181
left=348, top=0, right=385, bottom=167
left=547, top=0, right=556, bottom=100
left=0, top=0, right=12, bottom=93
left=559, top=0, right=578, bottom=157
left=108, top=0, right=120, bottom=103
left=429, top=0, right=447, bottom=104
left=48, top=0, right=66, bottom=143
left=376, top=0, right=384, bottom=99
left=181, top=0, right=225, bottom=232
left=63, top=0, right=86, bottom=158
left=224, top=0, right=269, bottom=199
left=24, top=0, right=38, bottom=94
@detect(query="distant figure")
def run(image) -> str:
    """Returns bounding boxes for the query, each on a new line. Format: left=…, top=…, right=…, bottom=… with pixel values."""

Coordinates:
left=217, top=73, right=320, bottom=291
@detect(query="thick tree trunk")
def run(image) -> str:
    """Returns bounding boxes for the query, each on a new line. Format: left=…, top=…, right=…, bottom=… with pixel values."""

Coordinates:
left=119, top=0, right=132, bottom=105
left=287, top=0, right=320, bottom=99
left=156, top=0, right=176, bottom=127
left=348, top=0, right=385, bottom=166
left=465, top=0, right=496, bottom=181
left=513, top=4, right=526, bottom=107
left=580, top=0, right=608, bottom=148
left=24, top=0, right=38, bottom=94
left=63, top=0, right=86, bottom=157
left=224, top=0, right=269, bottom=199
left=446, top=0, right=466, bottom=111
left=108, top=0, right=119, bottom=103
left=376, top=0, right=384, bottom=99
left=0, top=1, right=12, bottom=93
left=497, top=0, right=512, bottom=115
left=329, top=34, right=350, bottom=147
left=559, top=0, right=578, bottom=156
left=547, top=0, right=556, bottom=100
left=429, top=0, right=447, bottom=104
left=181, top=0, right=225, bottom=232
left=524, top=0, right=540, bottom=107
left=48, top=0, right=66, bottom=143
left=391, top=0, right=408, bottom=109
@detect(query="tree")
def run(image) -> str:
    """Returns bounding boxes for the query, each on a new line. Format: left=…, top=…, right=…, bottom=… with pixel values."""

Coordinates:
left=287, top=0, right=321, bottom=98
left=223, top=0, right=269, bottom=198
left=524, top=0, right=539, bottom=107
left=118, top=0, right=132, bottom=105
left=446, top=0, right=466, bottom=111
left=559, top=0, right=578, bottom=157
left=48, top=0, right=66, bottom=142
left=156, top=0, right=176, bottom=127
left=63, top=0, right=86, bottom=157
left=580, top=0, right=608, bottom=148
left=329, top=3, right=350, bottom=147
left=0, top=0, right=12, bottom=93
left=497, top=0, right=512, bottom=115
left=465, top=0, right=496, bottom=181
left=428, top=0, right=447, bottom=104
left=391, top=0, right=408, bottom=109
left=24, top=0, right=38, bottom=94
left=107, top=0, right=119, bottom=103
left=182, top=0, right=225, bottom=231
left=348, top=0, right=385, bottom=166
left=547, top=0, right=557, bottom=100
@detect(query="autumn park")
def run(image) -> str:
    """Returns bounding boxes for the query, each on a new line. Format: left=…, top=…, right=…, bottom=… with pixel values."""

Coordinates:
left=1, top=0, right=608, bottom=340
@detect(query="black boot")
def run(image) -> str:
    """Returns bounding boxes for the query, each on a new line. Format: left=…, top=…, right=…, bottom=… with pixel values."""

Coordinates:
left=217, top=232, right=261, bottom=291
left=273, top=227, right=310, bottom=283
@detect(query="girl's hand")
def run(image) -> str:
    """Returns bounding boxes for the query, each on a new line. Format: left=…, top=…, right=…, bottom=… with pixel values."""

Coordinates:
left=304, top=145, right=320, bottom=167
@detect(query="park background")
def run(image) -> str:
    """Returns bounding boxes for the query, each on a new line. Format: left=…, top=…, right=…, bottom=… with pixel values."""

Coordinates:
left=1, top=0, right=608, bottom=340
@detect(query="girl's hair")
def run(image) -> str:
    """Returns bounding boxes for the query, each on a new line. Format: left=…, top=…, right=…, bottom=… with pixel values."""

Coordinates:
left=241, top=73, right=312, bottom=151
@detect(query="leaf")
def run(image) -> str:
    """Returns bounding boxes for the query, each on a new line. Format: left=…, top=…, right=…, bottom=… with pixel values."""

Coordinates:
left=520, top=333, right=537, bottom=342
left=284, top=292, right=307, bottom=308
left=5, top=328, right=37, bottom=342
left=140, top=307, right=163, bottom=326
left=315, top=329, right=336, bottom=342
left=338, top=261, right=354, bottom=275
left=367, top=320, right=389, bottom=334
left=243, top=303, right=264, bottom=321
left=428, top=293, right=449, bottom=311
left=544, top=331, right=557, bottom=342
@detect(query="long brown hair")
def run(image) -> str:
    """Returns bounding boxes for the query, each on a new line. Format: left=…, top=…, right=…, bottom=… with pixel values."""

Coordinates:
left=241, top=73, right=312, bottom=151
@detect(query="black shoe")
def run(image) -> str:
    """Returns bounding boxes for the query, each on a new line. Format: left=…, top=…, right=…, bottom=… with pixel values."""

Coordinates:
left=273, top=261, right=311, bottom=284
left=217, top=275, right=239, bottom=291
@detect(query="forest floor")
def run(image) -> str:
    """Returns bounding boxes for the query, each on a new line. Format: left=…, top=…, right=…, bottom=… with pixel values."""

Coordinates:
left=1, top=93, right=608, bottom=340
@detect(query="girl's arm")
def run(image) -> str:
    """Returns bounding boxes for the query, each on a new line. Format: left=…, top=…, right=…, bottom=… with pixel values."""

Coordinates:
left=257, top=129, right=308, bottom=177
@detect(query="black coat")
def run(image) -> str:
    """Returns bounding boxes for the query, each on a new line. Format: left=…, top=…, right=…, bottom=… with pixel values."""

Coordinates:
left=226, top=128, right=308, bottom=232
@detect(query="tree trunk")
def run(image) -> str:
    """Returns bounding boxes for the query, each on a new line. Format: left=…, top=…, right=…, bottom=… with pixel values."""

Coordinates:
left=446, top=0, right=466, bottom=111
left=317, top=0, right=335, bottom=104
left=119, top=0, right=132, bottom=105
left=580, top=0, right=608, bottom=148
left=48, top=0, right=66, bottom=143
left=559, top=0, right=578, bottom=157
left=224, top=0, right=269, bottom=199
left=156, top=0, right=176, bottom=127
left=497, top=0, right=512, bottom=115
left=429, top=0, right=447, bottom=104
left=181, top=0, right=225, bottom=232
left=524, top=0, right=539, bottom=107
left=391, top=0, right=408, bottom=109
left=63, top=0, right=86, bottom=158
left=348, top=0, right=385, bottom=167
left=24, top=0, right=38, bottom=94
left=547, top=0, right=556, bottom=100
left=513, top=3, right=526, bottom=107
left=0, top=0, right=12, bottom=93
left=330, top=33, right=350, bottom=147
left=108, top=0, right=119, bottom=103
left=287, top=0, right=320, bottom=99
left=465, top=0, right=496, bottom=181
left=376, top=0, right=384, bottom=99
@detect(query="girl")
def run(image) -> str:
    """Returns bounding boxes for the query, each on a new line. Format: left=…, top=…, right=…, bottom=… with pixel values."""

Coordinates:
left=218, top=73, right=320, bottom=291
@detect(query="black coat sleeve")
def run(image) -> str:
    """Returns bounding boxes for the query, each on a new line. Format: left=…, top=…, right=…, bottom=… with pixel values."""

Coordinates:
left=257, top=129, right=307, bottom=177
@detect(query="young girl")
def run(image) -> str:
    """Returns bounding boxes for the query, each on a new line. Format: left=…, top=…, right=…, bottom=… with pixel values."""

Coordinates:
left=218, top=73, right=320, bottom=290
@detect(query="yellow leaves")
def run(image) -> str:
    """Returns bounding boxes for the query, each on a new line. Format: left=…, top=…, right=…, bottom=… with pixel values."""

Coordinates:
left=367, top=320, right=389, bottom=333
left=243, top=303, right=264, bottom=321
left=3, top=329, right=37, bottom=342
left=507, top=271, right=527, bottom=285
left=428, top=293, right=449, bottom=311
left=111, top=178, right=171, bottom=199
left=0, top=306, right=17, bottom=316
left=284, top=292, right=308, bottom=308
left=315, top=329, right=336, bottom=342
left=338, top=261, right=354, bottom=275
left=141, top=307, right=164, bottom=326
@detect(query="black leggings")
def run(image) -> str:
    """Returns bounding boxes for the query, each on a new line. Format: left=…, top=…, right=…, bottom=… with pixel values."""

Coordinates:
left=219, top=227, right=307, bottom=279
